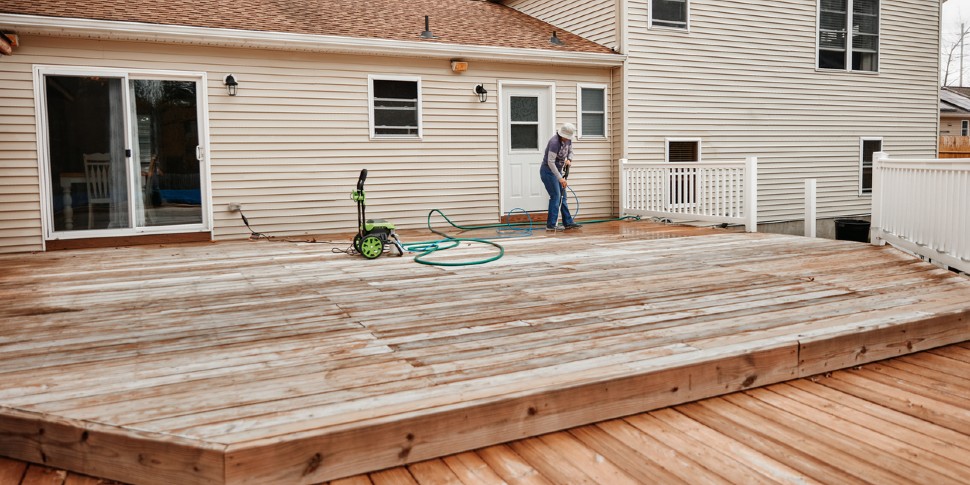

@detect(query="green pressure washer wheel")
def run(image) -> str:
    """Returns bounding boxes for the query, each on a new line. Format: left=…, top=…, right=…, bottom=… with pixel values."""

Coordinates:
left=359, top=235, right=384, bottom=259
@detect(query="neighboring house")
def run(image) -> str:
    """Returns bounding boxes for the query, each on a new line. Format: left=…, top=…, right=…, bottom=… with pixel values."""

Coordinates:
left=0, top=0, right=623, bottom=254
left=506, top=0, right=943, bottom=232
left=941, top=86, right=970, bottom=136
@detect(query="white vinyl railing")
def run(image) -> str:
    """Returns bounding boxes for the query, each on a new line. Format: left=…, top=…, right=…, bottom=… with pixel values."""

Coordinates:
left=621, top=157, right=758, bottom=232
left=871, top=152, right=970, bottom=273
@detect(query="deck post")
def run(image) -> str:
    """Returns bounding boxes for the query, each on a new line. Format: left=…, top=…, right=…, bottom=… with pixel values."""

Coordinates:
left=744, top=156, right=758, bottom=232
left=870, top=152, right=888, bottom=246
left=804, top=179, right=816, bottom=238
left=619, top=158, right=628, bottom=216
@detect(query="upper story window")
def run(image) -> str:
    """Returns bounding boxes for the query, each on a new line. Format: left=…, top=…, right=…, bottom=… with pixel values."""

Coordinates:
left=578, top=84, right=607, bottom=138
left=369, top=75, right=421, bottom=139
left=651, top=0, right=689, bottom=29
left=963, top=120, right=969, bottom=137
left=819, top=0, right=880, bottom=72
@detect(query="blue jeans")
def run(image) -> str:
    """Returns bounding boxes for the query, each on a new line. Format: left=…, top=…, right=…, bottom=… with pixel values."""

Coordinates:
left=540, top=168, right=574, bottom=228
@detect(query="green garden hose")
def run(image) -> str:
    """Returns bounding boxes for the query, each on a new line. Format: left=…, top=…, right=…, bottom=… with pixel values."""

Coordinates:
left=400, top=209, right=640, bottom=267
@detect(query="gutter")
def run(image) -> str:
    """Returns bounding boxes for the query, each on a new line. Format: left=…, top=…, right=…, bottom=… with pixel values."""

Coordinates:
left=0, top=14, right=625, bottom=68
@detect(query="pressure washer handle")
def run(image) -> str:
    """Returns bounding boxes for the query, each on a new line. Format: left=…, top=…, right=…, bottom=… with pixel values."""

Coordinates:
left=357, top=169, right=368, bottom=191
left=562, top=164, right=570, bottom=180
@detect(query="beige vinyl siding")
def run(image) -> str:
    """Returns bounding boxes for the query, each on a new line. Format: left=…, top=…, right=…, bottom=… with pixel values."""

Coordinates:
left=940, top=116, right=970, bottom=136
left=625, top=0, right=940, bottom=222
left=0, top=36, right=613, bottom=252
left=0, top=63, right=41, bottom=253
left=505, top=0, right=618, bottom=49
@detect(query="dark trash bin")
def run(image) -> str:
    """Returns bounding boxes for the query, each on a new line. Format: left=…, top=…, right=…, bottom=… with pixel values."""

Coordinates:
left=834, top=219, right=870, bottom=243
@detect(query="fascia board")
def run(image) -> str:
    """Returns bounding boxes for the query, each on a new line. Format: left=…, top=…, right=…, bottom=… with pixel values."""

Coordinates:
left=0, top=13, right=625, bottom=67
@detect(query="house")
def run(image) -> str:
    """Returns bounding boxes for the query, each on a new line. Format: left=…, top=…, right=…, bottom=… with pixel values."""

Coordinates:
left=941, top=86, right=970, bottom=136
left=0, top=0, right=623, bottom=254
left=506, top=0, right=943, bottom=235
left=0, top=1, right=947, bottom=254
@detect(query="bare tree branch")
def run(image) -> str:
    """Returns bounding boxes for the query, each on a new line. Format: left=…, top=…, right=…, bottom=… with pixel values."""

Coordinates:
left=942, top=16, right=970, bottom=86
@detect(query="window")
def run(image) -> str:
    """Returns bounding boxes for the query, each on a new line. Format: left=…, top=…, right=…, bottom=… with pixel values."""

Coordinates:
left=963, top=120, right=969, bottom=137
left=577, top=85, right=607, bottom=138
left=819, top=0, right=880, bottom=72
left=860, top=138, right=882, bottom=194
left=666, top=138, right=700, bottom=207
left=666, top=139, right=700, bottom=163
left=369, top=76, right=421, bottom=138
left=509, top=96, right=540, bottom=150
left=651, top=0, right=689, bottom=29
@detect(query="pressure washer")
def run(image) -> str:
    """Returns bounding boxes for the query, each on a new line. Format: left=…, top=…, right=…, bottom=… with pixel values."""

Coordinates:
left=351, top=169, right=404, bottom=259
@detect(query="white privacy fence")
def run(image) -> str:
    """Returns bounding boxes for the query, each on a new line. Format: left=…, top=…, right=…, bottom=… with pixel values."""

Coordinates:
left=620, top=157, right=758, bottom=232
left=871, top=152, right=970, bottom=273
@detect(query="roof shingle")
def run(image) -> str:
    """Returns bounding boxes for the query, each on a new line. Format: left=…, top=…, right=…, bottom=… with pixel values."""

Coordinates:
left=0, top=0, right=614, bottom=54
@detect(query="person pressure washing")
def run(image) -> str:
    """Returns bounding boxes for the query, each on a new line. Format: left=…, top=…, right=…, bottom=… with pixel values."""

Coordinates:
left=540, top=123, right=582, bottom=232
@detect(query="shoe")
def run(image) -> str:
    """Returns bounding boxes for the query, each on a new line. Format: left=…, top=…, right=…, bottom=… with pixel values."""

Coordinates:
left=564, top=222, right=583, bottom=230
left=545, top=225, right=563, bottom=232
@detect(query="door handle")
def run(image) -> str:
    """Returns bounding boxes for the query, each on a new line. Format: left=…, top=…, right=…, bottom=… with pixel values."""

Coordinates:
left=196, top=145, right=204, bottom=161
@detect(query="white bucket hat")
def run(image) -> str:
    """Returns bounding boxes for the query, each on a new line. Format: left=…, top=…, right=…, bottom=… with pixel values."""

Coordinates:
left=557, top=123, right=576, bottom=140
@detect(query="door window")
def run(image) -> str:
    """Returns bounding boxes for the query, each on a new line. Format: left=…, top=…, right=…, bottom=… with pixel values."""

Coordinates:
left=510, top=96, right=540, bottom=150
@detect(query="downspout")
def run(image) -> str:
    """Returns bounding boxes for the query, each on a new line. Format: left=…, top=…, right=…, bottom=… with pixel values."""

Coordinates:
left=617, top=0, right=630, bottom=216
left=938, top=0, right=945, bottom=158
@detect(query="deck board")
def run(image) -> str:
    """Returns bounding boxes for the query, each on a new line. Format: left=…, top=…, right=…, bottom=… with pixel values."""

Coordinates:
left=2, top=221, right=970, bottom=484
left=8, top=343, right=970, bottom=485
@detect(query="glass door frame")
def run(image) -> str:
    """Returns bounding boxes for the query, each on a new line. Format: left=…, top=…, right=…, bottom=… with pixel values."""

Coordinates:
left=33, top=65, right=212, bottom=242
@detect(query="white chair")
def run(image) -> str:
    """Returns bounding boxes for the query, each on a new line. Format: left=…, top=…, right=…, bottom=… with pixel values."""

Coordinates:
left=83, top=153, right=112, bottom=229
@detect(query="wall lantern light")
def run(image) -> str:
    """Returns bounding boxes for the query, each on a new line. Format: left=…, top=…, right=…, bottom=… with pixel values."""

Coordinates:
left=224, top=74, right=238, bottom=96
left=474, top=84, right=488, bottom=103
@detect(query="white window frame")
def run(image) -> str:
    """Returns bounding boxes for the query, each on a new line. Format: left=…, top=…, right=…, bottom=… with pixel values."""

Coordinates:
left=649, top=0, right=691, bottom=31
left=576, top=83, right=608, bottom=139
left=665, top=137, right=702, bottom=162
left=816, top=0, right=881, bottom=73
left=859, top=136, right=882, bottom=196
left=962, top=120, right=969, bottom=137
left=32, top=65, right=213, bottom=244
left=368, top=74, right=423, bottom=140
left=664, top=137, right=701, bottom=209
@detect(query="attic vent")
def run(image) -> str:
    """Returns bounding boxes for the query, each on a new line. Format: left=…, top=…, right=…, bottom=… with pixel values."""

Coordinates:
left=420, top=16, right=436, bottom=39
left=549, top=31, right=563, bottom=46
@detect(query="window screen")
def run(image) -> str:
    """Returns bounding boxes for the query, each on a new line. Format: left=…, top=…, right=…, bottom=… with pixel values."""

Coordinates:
left=372, top=79, right=419, bottom=137
left=668, top=141, right=699, bottom=162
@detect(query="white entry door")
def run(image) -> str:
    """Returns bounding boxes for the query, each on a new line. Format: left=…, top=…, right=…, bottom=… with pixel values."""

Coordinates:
left=502, top=85, right=553, bottom=212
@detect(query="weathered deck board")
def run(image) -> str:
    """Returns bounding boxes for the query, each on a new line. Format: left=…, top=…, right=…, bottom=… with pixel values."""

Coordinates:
left=2, top=221, right=970, bottom=484
left=9, top=343, right=970, bottom=485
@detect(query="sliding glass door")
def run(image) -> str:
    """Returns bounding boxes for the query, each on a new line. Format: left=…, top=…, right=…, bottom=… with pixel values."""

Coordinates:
left=40, top=68, right=207, bottom=238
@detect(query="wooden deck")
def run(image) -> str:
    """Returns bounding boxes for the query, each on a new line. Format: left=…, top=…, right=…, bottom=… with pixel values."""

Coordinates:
left=1, top=221, right=969, bottom=484
left=5, top=342, right=970, bottom=484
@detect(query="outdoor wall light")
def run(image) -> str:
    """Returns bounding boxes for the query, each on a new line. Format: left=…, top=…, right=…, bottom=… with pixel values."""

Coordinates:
left=224, top=74, right=238, bottom=96
left=474, top=84, right=488, bottom=103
